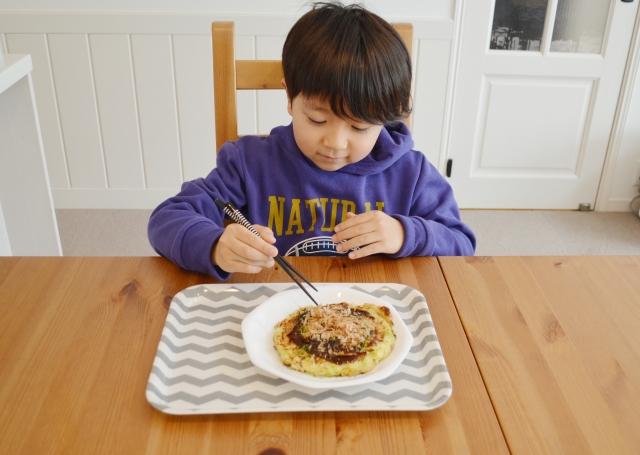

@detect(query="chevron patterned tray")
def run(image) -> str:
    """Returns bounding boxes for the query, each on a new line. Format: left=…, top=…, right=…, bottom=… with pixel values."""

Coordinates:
left=146, top=283, right=452, bottom=414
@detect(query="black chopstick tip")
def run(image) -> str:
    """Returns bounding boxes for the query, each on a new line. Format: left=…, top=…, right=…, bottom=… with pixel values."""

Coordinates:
left=214, top=198, right=226, bottom=209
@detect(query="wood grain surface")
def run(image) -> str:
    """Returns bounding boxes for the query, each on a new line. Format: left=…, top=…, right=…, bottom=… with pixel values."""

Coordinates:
left=440, top=256, right=640, bottom=455
left=0, top=256, right=507, bottom=455
left=212, top=21, right=238, bottom=152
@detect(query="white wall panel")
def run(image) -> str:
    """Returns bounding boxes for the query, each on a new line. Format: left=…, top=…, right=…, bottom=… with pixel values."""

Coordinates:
left=236, top=35, right=257, bottom=136
left=412, top=39, right=451, bottom=168
left=5, top=33, right=69, bottom=188
left=130, top=34, right=182, bottom=188
left=89, top=34, right=145, bottom=189
left=0, top=11, right=456, bottom=208
left=47, top=34, right=106, bottom=188
left=173, top=34, right=216, bottom=181
left=255, top=36, right=289, bottom=135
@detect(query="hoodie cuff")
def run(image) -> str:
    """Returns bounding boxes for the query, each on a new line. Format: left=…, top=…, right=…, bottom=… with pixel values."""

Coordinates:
left=387, top=215, right=418, bottom=258
left=178, top=221, right=231, bottom=281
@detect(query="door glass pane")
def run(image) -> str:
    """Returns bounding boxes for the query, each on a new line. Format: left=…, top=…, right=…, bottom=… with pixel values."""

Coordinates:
left=551, top=0, right=609, bottom=53
left=490, top=0, right=550, bottom=51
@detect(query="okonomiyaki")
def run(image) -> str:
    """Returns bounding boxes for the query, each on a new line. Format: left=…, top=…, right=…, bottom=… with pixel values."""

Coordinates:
left=273, top=302, right=396, bottom=377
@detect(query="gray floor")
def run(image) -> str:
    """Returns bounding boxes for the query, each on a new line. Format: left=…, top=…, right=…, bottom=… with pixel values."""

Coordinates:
left=55, top=209, right=640, bottom=257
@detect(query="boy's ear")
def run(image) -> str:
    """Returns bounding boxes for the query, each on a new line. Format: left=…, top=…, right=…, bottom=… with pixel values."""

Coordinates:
left=282, top=78, right=293, bottom=116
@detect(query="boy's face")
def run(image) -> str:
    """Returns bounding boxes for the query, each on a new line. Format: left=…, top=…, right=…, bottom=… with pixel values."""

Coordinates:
left=287, top=94, right=383, bottom=171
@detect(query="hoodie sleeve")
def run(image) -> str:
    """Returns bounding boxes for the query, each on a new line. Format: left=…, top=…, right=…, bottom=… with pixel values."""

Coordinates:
left=388, top=158, right=476, bottom=257
left=147, top=142, right=248, bottom=280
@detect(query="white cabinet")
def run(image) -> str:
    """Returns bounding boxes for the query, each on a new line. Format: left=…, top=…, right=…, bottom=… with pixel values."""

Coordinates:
left=0, top=54, right=61, bottom=255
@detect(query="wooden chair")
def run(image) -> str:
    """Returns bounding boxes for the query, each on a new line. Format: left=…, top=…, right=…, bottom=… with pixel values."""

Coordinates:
left=212, top=22, right=413, bottom=152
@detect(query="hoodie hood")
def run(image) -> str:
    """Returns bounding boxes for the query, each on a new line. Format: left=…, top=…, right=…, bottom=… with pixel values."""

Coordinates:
left=274, top=122, right=415, bottom=176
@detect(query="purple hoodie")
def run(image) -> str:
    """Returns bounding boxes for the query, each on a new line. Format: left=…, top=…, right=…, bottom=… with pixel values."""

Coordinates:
left=148, top=122, right=475, bottom=280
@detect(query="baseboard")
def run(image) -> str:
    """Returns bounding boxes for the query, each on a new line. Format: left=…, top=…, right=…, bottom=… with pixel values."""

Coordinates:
left=600, top=198, right=635, bottom=212
left=52, top=188, right=179, bottom=209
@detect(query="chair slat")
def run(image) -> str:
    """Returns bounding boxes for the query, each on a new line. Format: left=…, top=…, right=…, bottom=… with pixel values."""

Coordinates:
left=212, top=22, right=239, bottom=151
left=236, top=61, right=284, bottom=90
left=212, top=21, right=413, bottom=152
left=393, top=23, right=413, bottom=129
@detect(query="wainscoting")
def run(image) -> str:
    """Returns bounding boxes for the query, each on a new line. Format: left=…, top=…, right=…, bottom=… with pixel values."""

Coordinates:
left=1, top=12, right=455, bottom=209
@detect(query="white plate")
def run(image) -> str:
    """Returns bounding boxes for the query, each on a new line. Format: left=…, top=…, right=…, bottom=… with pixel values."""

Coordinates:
left=241, top=285, right=414, bottom=389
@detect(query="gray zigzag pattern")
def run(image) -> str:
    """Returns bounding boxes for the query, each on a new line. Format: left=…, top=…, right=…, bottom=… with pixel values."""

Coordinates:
left=151, top=362, right=448, bottom=389
left=168, top=309, right=244, bottom=327
left=158, top=343, right=442, bottom=386
left=151, top=365, right=288, bottom=387
left=164, top=321, right=243, bottom=341
left=155, top=349, right=253, bottom=370
left=377, top=364, right=449, bottom=385
left=411, top=320, right=435, bottom=335
left=155, top=337, right=439, bottom=371
left=147, top=380, right=452, bottom=405
left=171, top=297, right=254, bottom=315
left=160, top=336, right=246, bottom=355
left=181, top=285, right=280, bottom=301
left=403, top=307, right=431, bottom=322
left=358, top=285, right=417, bottom=301
left=158, top=327, right=439, bottom=359
left=393, top=297, right=431, bottom=314
left=409, top=337, right=442, bottom=361
left=150, top=283, right=451, bottom=412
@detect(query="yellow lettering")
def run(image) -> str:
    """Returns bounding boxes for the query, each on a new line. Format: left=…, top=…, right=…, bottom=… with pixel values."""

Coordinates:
left=341, top=200, right=356, bottom=222
left=267, top=196, right=285, bottom=236
left=285, top=199, right=304, bottom=234
left=305, top=199, right=320, bottom=231
left=321, top=198, right=340, bottom=231
left=365, top=201, right=384, bottom=212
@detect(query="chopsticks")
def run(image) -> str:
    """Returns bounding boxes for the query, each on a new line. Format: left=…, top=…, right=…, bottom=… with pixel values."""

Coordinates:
left=214, top=198, right=319, bottom=306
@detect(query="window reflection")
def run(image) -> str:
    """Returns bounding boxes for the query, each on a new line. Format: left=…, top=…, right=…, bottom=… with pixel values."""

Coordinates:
left=490, top=0, right=550, bottom=51
left=551, top=0, right=609, bottom=54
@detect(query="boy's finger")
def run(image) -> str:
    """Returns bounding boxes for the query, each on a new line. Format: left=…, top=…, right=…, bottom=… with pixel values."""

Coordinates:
left=332, top=219, right=376, bottom=244
left=242, top=229, right=278, bottom=257
left=228, top=223, right=277, bottom=257
left=335, top=231, right=379, bottom=252
left=347, top=242, right=380, bottom=260
left=334, top=211, right=373, bottom=233
left=254, top=224, right=277, bottom=243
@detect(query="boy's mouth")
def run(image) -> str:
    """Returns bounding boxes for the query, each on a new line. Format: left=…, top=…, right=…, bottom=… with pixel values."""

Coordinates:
left=318, top=153, right=344, bottom=163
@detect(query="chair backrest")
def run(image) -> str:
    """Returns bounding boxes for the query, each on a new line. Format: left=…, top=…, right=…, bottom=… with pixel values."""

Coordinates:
left=212, top=21, right=413, bottom=152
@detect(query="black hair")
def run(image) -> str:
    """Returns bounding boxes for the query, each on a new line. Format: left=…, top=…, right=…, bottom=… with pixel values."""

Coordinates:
left=282, top=1, right=412, bottom=125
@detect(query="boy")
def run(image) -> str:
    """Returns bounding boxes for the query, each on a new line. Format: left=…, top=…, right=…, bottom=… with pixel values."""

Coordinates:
left=148, top=1, right=475, bottom=280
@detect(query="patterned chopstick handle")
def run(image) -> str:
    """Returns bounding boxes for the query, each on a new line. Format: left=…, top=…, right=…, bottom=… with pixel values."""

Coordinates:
left=215, top=199, right=261, bottom=238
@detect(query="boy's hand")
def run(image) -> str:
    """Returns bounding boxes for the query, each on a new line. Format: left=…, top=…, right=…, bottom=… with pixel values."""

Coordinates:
left=332, top=211, right=404, bottom=259
left=212, top=224, right=278, bottom=273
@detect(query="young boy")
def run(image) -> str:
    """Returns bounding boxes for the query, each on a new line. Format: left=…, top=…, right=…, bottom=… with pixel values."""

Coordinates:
left=148, top=1, right=475, bottom=280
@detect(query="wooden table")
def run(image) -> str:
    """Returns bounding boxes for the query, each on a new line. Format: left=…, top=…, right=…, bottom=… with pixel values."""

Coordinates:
left=440, top=256, right=640, bottom=455
left=0, top=256, right=507, bottom=455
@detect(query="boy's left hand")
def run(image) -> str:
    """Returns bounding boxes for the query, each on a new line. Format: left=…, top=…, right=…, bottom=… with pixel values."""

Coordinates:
left=332, top=211, right=404, bottom=259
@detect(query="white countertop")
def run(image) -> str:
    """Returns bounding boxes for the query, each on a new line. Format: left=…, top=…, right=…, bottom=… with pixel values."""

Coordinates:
left=0, top=54, right=32, bottom=95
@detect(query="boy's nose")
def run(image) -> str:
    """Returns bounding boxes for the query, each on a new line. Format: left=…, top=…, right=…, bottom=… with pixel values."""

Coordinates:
left=323, top=129, right=348, bottom=151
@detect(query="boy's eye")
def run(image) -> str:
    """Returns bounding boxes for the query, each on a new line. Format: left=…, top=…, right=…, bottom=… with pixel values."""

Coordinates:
left=308, top=117, right=326, bottom=125
left=352, top=126, right=370, bottom=133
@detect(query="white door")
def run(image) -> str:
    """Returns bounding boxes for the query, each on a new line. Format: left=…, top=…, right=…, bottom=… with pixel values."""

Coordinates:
left=448, top=0, right=639, bottom=209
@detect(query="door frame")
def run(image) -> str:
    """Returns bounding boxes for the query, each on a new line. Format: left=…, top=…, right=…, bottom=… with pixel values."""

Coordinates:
left=596, top=5, right=640, bottom=211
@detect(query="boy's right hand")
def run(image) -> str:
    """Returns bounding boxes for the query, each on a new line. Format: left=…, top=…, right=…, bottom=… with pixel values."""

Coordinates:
left=212, top=224, right=278, bottom=274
